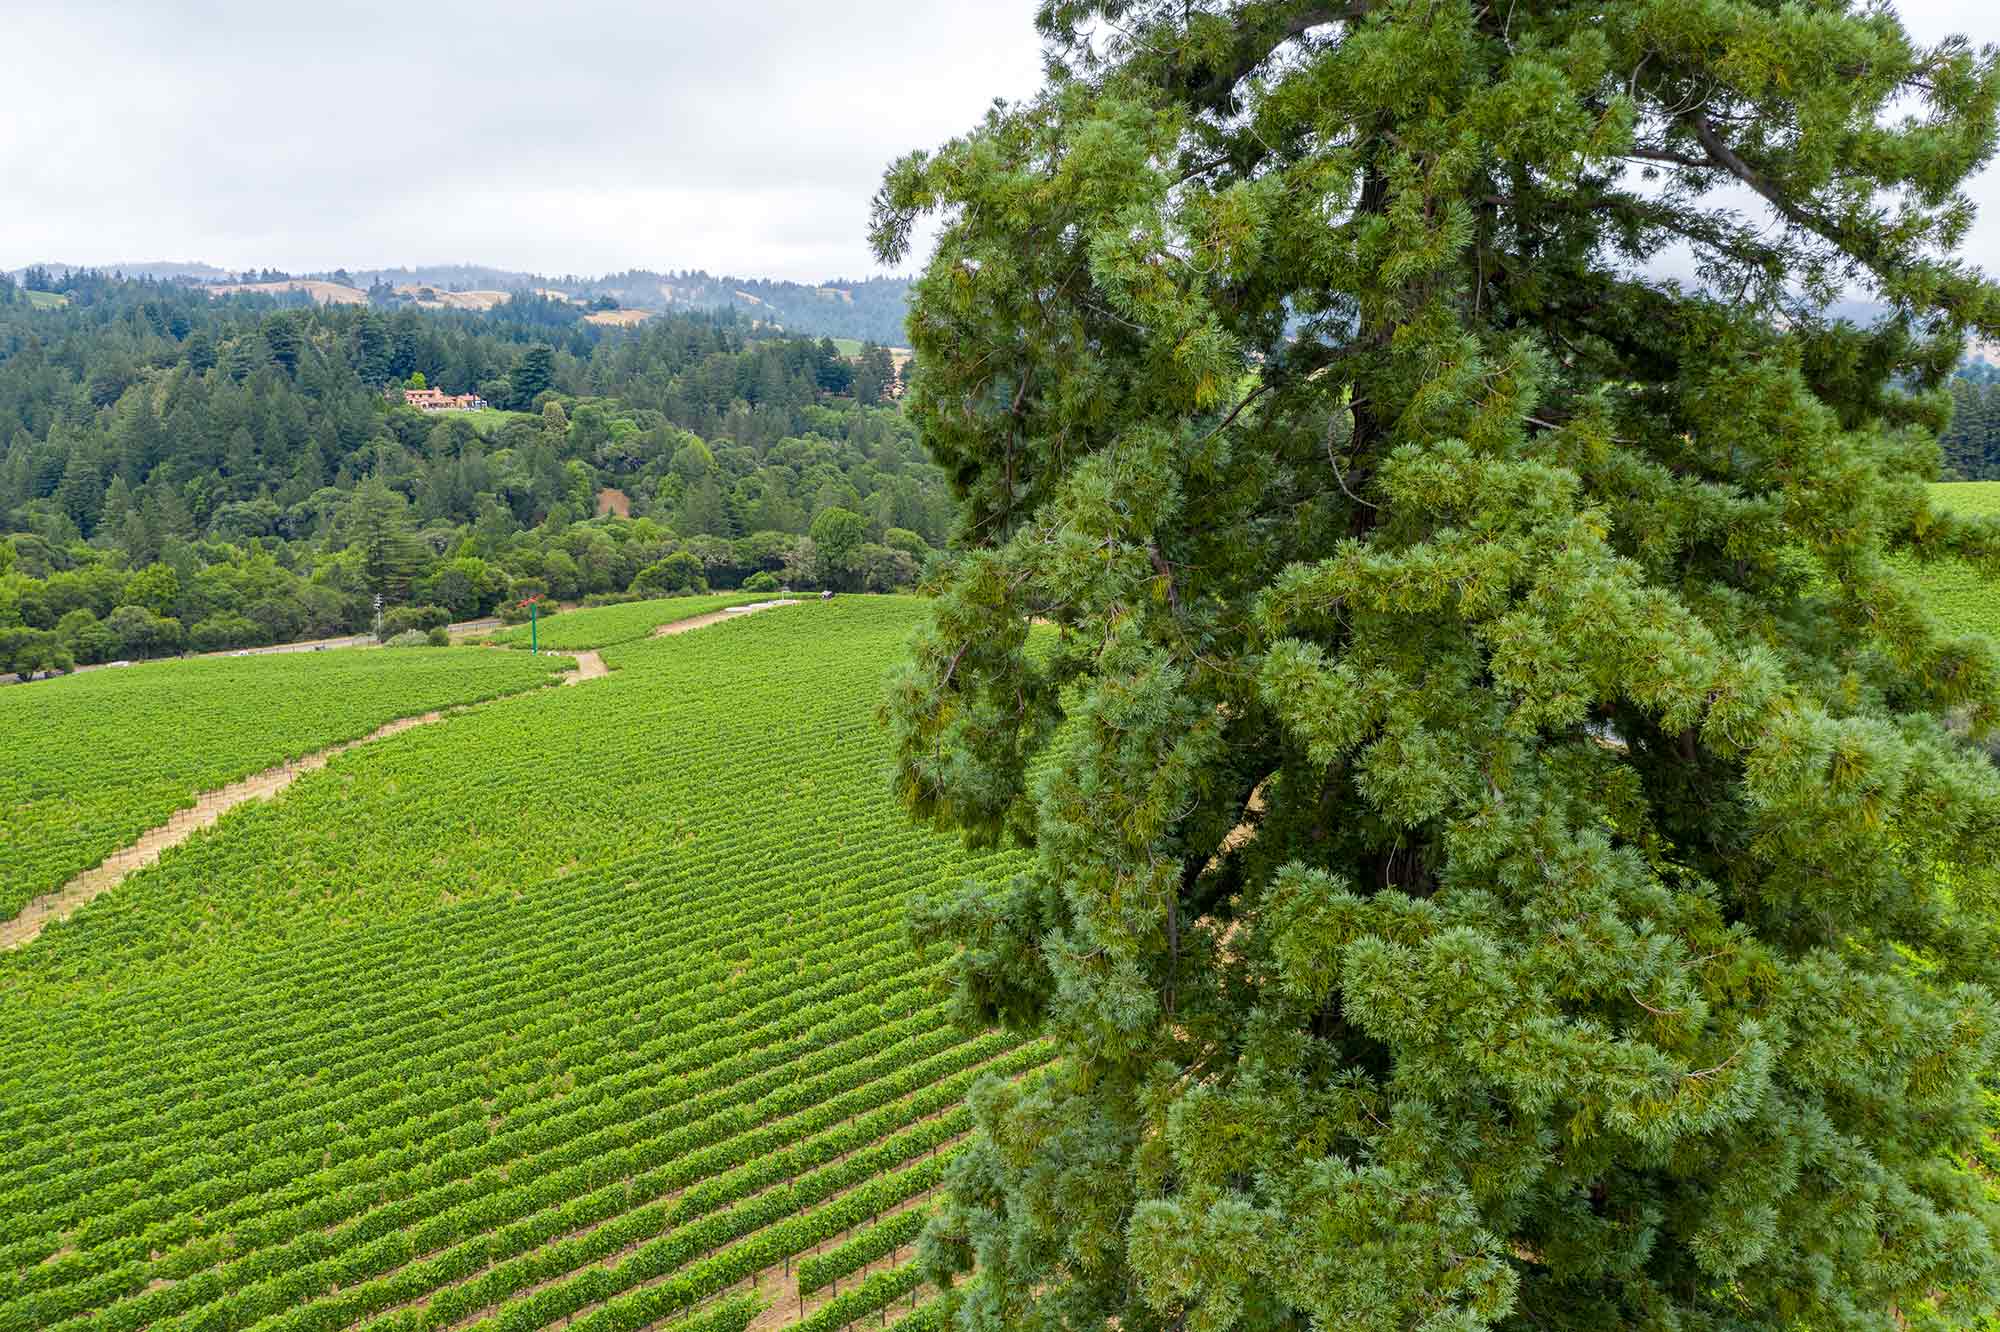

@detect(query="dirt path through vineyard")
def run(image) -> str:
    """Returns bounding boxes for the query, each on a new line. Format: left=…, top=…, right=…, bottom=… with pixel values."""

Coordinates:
left=0, top=711, right=450, bottom=951
left=651, top=599, right=802, bottom=637
left=3, top=648, right=611, bottom=951
left=563, top=650, right=608, bottom=683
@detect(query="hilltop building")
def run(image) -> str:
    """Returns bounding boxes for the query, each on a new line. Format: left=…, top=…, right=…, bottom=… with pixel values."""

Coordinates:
left=393, top=386, right=487, bottom=412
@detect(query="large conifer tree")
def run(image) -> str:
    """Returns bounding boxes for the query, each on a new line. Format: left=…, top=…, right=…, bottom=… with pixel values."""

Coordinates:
left=872, top=2, right=2000, bottom=1327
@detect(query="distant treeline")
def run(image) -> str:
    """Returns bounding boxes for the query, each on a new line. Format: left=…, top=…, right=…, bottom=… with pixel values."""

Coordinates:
left=0, top=272, right=938, bottom=675
left=12, top=262, right=917, bottom=345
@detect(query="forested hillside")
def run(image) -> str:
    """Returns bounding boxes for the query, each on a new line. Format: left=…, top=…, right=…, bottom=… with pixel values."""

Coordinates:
left=0, top=272, right=936, bottom=673
left=10, top=264, right=917, bottom=345
left=1943, top=363, right=2000, bottom=479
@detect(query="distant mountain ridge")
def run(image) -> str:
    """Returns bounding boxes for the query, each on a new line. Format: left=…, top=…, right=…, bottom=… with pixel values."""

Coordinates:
left=6, top=261, right=915, bottom=344
left=9, top=260, right=232, bottom=282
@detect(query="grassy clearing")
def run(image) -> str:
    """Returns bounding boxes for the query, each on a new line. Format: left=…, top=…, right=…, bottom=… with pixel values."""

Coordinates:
left=24, top=290, right=67, bottom=310
left=450, top=406, right=536, bottom=434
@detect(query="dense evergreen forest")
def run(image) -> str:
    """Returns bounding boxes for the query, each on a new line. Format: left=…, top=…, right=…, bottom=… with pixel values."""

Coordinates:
left=0, top=271, right=935, bottom=675
left=1942, top=361, right=2000, bottom=478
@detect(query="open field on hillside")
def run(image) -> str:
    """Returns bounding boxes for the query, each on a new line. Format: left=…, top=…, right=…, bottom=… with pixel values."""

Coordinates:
left=448, top=407, right=536, bottom=434
left=0, top=597, right=1030, bottom=1332
left=0, top=648, right=566, bottom=922
left=485, top=593, right=773, bottom=651
left=207, top=280, right=369, bottom=306
left=826, top=339, right=911, bottom=362
left=395, top=286, right=512, bottom=311
left=203, top=282, right=521, bottom=311
left=25, top=290, right=67, bottom=309
left=1922, top=483, right=2000, bottom=638
left=1934, top=480, right=2000, bottom=519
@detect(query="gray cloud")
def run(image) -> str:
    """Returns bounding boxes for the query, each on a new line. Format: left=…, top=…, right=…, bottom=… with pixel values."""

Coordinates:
left=3, top=0, right=1049, bottom=280
left=6, top=2, right=2000, bottom=284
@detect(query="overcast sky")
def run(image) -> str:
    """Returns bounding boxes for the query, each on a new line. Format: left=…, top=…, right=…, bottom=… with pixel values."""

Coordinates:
left=6, top=1, right=2000, bottom=284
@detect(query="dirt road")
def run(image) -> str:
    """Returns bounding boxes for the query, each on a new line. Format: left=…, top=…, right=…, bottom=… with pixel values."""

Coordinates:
left=0, top=711, right=448, bottom=951
left=651, top=599, right=802, bottom=637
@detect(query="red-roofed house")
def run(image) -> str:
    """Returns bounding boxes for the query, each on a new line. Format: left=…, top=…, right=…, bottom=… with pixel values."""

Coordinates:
left=393, top=386, right=487, bottom=412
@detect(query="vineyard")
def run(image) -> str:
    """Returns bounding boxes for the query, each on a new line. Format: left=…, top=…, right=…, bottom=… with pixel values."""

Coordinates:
left=485, top=594, right=774, bottom=651
left=0, top=648, right=566, bottom=921
left=1920, top=482, right=2000, bottom=638
left=0, top=597, right=1038, bottom=1332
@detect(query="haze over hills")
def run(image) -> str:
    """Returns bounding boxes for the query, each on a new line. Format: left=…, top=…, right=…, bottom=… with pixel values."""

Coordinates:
left=6, top=261, right=915, bottom=345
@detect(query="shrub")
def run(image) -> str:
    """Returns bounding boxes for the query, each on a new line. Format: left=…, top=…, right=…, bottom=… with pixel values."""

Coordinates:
left=743, top=570, right=781, bottom=593
left=55, top=608, right=117, bottom=665
left=882, top=528, right=930, bottom=560
left=105, top=605, right=185, bottom=660
left=0, top=626, right=74, bottom=679
left=632, top=551, right=707, bottom=596
left=382, top=629, right=432, bottom=648
left=498, top=597, right=560, bottom=626
left=380, top=605, right=451, bottom=640
left=190, top=612, right=266, bottom=654
left=416, top=557, right=509, bottom=620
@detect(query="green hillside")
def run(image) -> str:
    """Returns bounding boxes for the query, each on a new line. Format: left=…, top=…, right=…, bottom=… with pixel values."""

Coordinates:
left=0, top=647, right=564, bottom=920
left=1933, top=480, right=2000, bottom=519
left=1923, top=482, right=2000, bottom=638
left=0, top=598, right=1033, bottom=1332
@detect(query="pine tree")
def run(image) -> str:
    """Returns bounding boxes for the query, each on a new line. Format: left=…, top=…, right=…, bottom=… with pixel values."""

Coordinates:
left=872, top=3, right=2000, bottom=1329
left=97, top=474, right=137, bottom=548
left=143, top=477, right=195, bottom=543
left=677, top=474, right=733, bottom=538
left=512, top=345, right=556, bottom=409
left=1943, top=378, right=2000, bottom=479
left=353, top=313, right=393, bottom=386
left=225, top=337, right=261, bottom=383
left=344, top=477, right=422, bottom=606
left=184, top=329, right=217, bottom=374
left=263, top=313, right=303, bottom=378
left=54, top=450, right=103, bottom=538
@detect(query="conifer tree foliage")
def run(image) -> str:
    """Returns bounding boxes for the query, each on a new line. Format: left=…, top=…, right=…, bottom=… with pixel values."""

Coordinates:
left=344, top=477, right=422, bottom=605
left=1942, top=375, right=2000, bottom=479
left=872, top=3, right=2000, bottom=1328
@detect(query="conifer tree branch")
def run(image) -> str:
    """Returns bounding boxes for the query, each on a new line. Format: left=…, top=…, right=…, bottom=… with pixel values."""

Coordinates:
left=1629, top=111, right=1888, bottom=271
